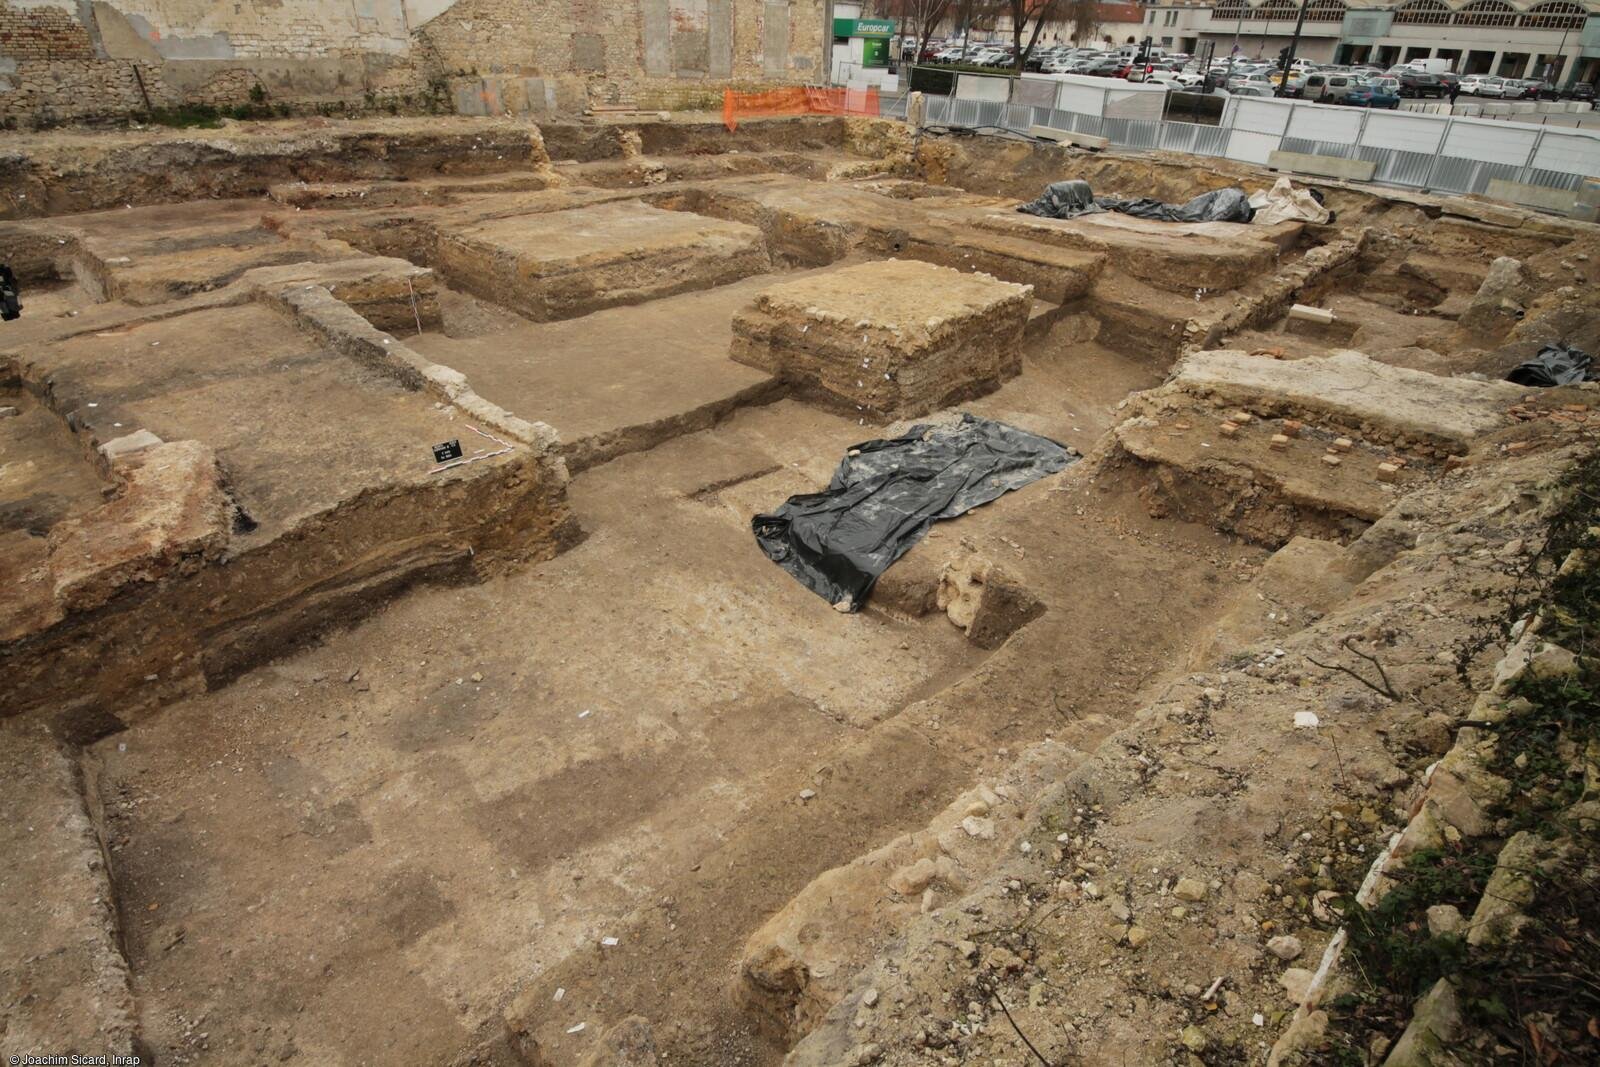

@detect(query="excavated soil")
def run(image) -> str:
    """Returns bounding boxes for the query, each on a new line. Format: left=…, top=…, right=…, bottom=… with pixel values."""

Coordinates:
left=2, top=113, right=1597, bottom=1067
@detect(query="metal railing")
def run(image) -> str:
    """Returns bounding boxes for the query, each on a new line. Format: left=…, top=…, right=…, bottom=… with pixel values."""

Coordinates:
left=916, top=89, right=1599, bottom=199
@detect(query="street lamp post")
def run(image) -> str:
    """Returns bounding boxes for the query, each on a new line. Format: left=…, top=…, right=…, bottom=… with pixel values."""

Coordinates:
left=1276, top=0, right=1311, bottom=97
left=1553, top=22, right=1573, bottom=87
left=1227, top=4, right=1245, bottom=87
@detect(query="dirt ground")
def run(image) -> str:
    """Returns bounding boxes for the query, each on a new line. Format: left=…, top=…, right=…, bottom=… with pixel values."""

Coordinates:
left=2, top=113, right=1598, bottom=1067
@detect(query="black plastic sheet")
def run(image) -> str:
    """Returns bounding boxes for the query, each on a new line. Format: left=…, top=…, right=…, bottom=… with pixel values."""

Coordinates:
left=0, top=266, right=19, bottom=322
left=1017, top=179, right=1103, bottom=220
left=1016, top=181, right=1255, bottom=224
left=1096, top=187, right=1255, bottom=223
left=752, top=414, right=1075, bottom=611
left=1505, top=343, right=1595, bottom=387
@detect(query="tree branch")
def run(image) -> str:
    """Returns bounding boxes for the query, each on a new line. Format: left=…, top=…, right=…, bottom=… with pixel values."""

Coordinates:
left=1303, top=637, right=1404, bottom=702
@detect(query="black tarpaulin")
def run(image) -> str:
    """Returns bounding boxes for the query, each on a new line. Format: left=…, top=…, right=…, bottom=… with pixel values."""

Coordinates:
left=1505, top=343, right=1595, bottom=387
left=0, top=265, right=19, bottom=322
left=1016, top=181, right=1255, bottom=224
left=752, top=414, right=1075, bottom=611
left=1095, top=187, right=1255, bottom=223
left=1016, top=179, right=1103, bottom=220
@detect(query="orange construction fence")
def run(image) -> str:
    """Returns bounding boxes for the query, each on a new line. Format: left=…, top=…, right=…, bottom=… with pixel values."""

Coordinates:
left=722, top=85, right=881, bottom=132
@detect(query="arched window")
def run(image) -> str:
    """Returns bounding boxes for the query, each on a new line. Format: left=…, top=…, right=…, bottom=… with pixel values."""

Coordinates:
left=1213, top=0, right=1249, bottom=20
left=1455, top=0, right=1517, bottom=26
left=1521, top=0, right=1586, bottom=28
left=1303, top=0, right=1347, bottom=21
left=1392, top=0, right=1452, bottom=24
left=1250, top=0, right=1298, bottom=20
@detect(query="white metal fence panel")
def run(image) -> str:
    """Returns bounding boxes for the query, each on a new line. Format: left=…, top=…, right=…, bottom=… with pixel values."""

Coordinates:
left=1364, top=147, right=1440, bottom=187
left=1230, top=98, right=1293, bottom=136
left=909, top=90, right=1599, bottom=203
left=1359, top=111, right=1447, bottom=154
left=1055, top=82, right=1109, bottom=118
left=1104, top=87, right=1165, bottom=121
left=1159, top=121, right=1230, bottom=156
left=1285, top=103, right=1363, bottom=144
left=1012, top=77, right=1058, bottom=109
left=955, top=74, right=1011, bottom=103
left=1225, top=129, right=1284, bottom=164
left=1441, top=118, right=1541, bottom=166
left=1532, top=130, right=1600, bottom=175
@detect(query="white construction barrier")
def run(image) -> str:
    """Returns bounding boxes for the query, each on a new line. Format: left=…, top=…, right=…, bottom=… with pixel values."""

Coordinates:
left=918, top=86, right=1600, bottom=204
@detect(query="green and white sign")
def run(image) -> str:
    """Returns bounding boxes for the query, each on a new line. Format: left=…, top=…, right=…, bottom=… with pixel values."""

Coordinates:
left=833, top=17, right=896, bottom=37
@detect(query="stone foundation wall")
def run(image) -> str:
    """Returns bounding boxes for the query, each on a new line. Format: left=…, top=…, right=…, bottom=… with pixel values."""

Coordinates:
left=0, top=0, right=822, bottom=127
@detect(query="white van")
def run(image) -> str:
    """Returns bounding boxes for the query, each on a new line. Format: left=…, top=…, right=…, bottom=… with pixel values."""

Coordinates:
left=1303, top=72, right=1357, bottom=102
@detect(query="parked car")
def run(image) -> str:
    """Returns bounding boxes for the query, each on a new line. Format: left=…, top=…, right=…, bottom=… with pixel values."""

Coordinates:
left=1344, top=83, right=1401, bottom=108
left=1303, top=72, right=1357, bottom=103
left=1509, top=79, right=1559, bottom=100
left=1396, top=71, right=1445, bottom=98
left=1229, top=85, right=1276, bottom=98
left=1563, top=81, right=1596, bottom=101
left=1227, top=73, right=1274, bottom=93
left=1460, top=75, right=1507, bottom=97
left=1269, top=69, right=1308, bottom=95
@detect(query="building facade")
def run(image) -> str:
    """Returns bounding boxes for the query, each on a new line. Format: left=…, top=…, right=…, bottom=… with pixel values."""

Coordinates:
left=0, top=0, right=826, bottom=125
left=1140, top=0, right=1599, bottom=83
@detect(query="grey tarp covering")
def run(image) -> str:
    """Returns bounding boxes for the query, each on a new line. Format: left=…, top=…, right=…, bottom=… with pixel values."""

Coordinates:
left=1505, top=343, right=1595, bottom=387
left=1017, top=181, right=1255, bottom=223
left=752, top=414, right=1075, bottom=611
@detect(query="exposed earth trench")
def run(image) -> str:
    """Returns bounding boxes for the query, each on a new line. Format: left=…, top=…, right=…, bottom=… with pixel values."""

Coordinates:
left=2, top=114, right=1598, bottom=1067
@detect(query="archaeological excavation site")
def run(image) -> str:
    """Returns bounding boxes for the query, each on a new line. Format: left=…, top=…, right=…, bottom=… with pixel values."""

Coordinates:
left=5, top=35, right=1600, bottom=1067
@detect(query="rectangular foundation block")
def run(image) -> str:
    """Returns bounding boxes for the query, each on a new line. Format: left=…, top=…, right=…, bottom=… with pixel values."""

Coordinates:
left=731, top=260, right=1032, bottom=421
left=436, top=201, right=770, bottom=321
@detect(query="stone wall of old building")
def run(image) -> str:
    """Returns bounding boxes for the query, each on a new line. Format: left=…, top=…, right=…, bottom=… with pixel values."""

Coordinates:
left=0, top=0, right=821, bottom=127
left=420, top=0, right=823, bottom=110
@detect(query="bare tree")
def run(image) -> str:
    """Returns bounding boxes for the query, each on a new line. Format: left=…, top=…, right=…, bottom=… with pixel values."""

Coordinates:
left=950, top=0, right=1000, bottom=61
left=1061, top=0, right=1100, bottom=46
left=874, top=0, right=957, bottom=64
left=995, top=0, right=1061, bottom=73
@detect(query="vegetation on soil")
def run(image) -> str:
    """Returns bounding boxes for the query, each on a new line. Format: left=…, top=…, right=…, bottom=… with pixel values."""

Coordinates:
left=1317, top=448, right=1600, bottom=1064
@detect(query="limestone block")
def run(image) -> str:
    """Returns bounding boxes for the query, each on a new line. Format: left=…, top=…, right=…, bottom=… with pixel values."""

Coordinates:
left=935, top=551, right=1045, bottom=649
left=731, top=259, right=1032, bottom=421
left=1459, top=256, right=1533, bottom=339
left=1382, top=978, right=1463, bottom=1066
left=437, top=201, right=769, bottom=322
left=1467, top=831, right=1557, bottom=948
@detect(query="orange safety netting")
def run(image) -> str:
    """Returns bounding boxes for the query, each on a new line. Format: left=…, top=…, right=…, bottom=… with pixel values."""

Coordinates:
left=723, top=86, right=881, bottom=132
